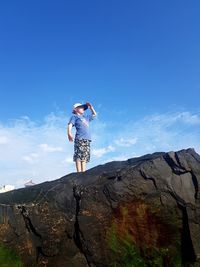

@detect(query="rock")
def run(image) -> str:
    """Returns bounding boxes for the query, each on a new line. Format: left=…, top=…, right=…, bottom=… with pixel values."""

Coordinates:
left=0, top=148, right=200, bottom=267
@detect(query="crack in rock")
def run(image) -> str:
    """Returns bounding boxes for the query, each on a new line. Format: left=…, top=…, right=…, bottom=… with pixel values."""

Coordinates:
left=163, top=153, right=189, bottom=175
left=18, top=205, right=56, bottom=263
left=178, top=204, right=197, bottom=263
left=73, top=185, right=92, bottom=267
left=18, top=205, right=41, bottom=238
left=140, top=169, right=158, bottom=190
left=190, top=171, right=199, bottom=200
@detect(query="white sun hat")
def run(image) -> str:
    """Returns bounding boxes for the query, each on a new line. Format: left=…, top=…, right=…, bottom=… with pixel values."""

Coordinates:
left=72, top=103, right=88, bottom=112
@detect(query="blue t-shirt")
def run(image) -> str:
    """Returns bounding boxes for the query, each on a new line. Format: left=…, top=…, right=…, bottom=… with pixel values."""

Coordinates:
left=68, top=114, right=94, bottom=141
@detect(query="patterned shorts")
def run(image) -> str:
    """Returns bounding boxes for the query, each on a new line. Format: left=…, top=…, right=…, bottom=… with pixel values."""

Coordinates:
left=73, top=139, right=91, bottom=163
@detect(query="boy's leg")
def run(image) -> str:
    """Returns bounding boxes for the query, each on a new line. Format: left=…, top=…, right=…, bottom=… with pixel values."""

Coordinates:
left=81, top=161, right=86, bottom=172
left=76, top=160, right=82, bottom=172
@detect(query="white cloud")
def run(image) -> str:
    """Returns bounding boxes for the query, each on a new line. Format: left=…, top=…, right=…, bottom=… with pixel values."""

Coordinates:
left=62, top=156, right=73, bottom=164
left=22, top=153, right=39, bottom=164
left=39, top=143, right=63, bottom=153
left=106, top=155, right=130, bottom=162
left=0, top=113, right=74, bottom=188
left=0, top=135, right=9, bottom=144
left=115, top=137, right=138, bottom=147
left=126, top=111, right=200, bottom=154
left=92, top=145, right=115, bottom=158
left=0, top=110, right=199, bottom=189
left=176, top=112, right=200, bottom=125
left=148, top=111, right=200, bottom=126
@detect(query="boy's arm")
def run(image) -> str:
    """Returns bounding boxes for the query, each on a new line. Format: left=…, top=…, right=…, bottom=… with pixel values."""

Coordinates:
left=67, top=123, right=74, bottom=142
left=86, top=102, right=97, bottom=117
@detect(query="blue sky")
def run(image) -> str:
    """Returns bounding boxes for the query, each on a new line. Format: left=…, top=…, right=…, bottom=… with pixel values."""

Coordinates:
left=0, top=0, right=200, bottom=188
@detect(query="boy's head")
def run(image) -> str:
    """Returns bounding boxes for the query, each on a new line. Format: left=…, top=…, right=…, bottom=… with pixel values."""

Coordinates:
left=73, top=103, right=88, bottom=115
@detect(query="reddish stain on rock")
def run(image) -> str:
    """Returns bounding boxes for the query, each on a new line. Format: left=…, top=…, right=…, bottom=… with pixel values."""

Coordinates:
left=111, top=201, right=180, bottom=250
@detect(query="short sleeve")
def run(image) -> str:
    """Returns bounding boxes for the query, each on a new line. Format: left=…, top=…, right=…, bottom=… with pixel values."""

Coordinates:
left=68, top=115, right=76, bottom=126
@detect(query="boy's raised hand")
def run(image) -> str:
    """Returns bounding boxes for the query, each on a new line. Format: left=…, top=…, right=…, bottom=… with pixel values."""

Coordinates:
left=86, top=102, right=97, bottom=117
left=86, top=102, right=92, bottom=109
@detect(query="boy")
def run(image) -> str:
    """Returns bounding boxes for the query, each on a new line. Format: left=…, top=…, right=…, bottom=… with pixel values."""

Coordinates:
left=67, top=102, right=97, bottom=172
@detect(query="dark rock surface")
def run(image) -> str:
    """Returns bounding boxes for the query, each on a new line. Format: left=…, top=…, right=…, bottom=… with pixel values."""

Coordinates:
left=0, top=148, right=200, bottom=267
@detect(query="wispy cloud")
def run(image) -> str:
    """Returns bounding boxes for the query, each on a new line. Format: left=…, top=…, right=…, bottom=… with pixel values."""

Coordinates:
left=147, top=111, right=200, bottom=126
left=0, top=113, right=74, bottom=188
left=39, top=144, right=63, bottom=153
left=92, top=145, right=115, bottom=158
left=22, top=153, right=39, bottom=164
left=115, top=137, right=138, bottom=147
left=0, top=110, right=199, bottom=189
left=0, top=136, right=9, bottom=144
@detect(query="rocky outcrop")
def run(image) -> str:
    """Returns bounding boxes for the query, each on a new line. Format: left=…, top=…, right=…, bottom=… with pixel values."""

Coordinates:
left=0, top=148, right=200, bottom=267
